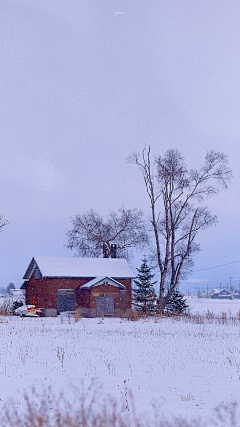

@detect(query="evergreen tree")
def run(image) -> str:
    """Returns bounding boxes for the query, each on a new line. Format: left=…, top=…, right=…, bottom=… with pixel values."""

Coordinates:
left=165, top=289, right=188, bottom=315
left=132, top=257, right=157, bottom=315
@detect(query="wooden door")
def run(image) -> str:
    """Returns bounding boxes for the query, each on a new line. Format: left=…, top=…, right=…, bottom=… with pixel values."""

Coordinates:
left=96, top=297, right=115, bottom=316
left=105, top=297, right=114, bottom=315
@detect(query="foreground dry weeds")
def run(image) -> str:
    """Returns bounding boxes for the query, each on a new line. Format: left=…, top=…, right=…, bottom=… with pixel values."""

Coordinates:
left=0, top=309, right=240, bottom=426
left=0, top=387, right=239, bottom=427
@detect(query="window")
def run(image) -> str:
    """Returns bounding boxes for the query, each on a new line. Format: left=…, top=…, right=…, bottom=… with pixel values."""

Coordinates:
left=34, top=268, right=41, bottom=279
left=103, top=281, right=108, bottom=286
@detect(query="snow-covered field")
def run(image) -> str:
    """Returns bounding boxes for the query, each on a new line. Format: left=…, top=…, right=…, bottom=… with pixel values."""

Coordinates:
left=0, top=300, right=240, bottom=425
left=187, top=296, right=240, bottom=315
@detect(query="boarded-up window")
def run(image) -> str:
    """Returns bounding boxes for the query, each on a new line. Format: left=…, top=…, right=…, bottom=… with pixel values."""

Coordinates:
left=34, top=268, right=41, bottom=279
left=57, top=289, right=76, bottom=314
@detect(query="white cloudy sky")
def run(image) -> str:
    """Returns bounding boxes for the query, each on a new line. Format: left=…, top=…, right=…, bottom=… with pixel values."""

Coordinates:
left=0, top=0, right=240, bottom=292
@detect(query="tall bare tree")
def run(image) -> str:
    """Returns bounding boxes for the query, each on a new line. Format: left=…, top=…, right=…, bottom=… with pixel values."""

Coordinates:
left=128, top=147, right=232, bottom=312
left=66, top=207, right=148, bottom=261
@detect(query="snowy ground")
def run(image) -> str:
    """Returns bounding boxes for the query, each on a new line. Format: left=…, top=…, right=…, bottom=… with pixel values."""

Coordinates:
left=0, top=301, right=240, bottom=425
left=187, top=296, right=240, bottom=314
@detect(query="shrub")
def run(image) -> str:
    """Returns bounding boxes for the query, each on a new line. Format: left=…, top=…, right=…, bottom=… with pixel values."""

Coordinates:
left=121, top=309, right=139, bottom=321
left=0, top=387, right=238, bottom=427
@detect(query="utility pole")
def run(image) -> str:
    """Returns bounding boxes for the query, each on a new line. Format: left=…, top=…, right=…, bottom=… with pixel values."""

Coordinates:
left=207, top=284, right=208, bottom=299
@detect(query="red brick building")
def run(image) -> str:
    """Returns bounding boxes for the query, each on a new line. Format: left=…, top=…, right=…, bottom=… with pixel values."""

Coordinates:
left=21, top=256, right=135, bottom=317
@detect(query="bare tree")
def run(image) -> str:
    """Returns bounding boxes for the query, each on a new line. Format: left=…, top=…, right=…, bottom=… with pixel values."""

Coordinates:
left=66, top=207, right=149, bottom=260
left=0, top=215, right=8, bottom=232
left=127, top=147, right=232, bottom=312
left=6, top=283, right=15, bottom=295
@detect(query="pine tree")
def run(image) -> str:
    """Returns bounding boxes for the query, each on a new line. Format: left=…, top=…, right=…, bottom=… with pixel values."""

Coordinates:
left=132, top=257, right=157, bottom=315
left=165, top=289, right=188, bottom=315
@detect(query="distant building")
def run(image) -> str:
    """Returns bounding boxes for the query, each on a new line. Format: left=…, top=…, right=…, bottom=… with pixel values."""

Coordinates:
left=211, top=289, right=232, bottom=299
left=231, top=290, right=240, bottom=299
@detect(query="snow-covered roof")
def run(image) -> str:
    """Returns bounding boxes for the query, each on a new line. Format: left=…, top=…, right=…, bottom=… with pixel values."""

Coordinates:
left=81, top=276, right=126, bottom=289
left=23, top=256, right=135, bottom=279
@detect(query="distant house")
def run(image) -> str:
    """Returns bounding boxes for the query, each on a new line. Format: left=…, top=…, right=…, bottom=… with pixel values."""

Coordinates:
left=211, top=290, right=220, bottom=299
left=21, top=256, right=135, bottom=317
left=211, top=289, right=232, bottom=299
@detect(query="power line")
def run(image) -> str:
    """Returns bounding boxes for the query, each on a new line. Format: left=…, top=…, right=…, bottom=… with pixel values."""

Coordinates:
left=193, top=260, right=240, bottom=272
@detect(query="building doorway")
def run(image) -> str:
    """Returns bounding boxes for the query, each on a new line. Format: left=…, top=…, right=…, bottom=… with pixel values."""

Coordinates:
left=96, top=296, right=115, bottom=316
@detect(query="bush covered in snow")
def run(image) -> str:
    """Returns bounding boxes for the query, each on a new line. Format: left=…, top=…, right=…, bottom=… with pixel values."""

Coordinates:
left=0, top=290, right=25, bottom=315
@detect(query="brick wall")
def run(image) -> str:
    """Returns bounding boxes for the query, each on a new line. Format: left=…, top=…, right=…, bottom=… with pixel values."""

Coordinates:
left=26, top=275, right=93, bottom=308
left=26, top=275, right=132, bottom=312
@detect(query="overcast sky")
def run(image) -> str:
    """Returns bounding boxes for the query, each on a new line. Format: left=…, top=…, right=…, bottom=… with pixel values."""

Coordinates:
left=0, top=0, right=240, bottom=292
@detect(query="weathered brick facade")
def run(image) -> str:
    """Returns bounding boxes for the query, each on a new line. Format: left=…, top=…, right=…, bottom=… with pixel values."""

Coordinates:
left=78, top=279, right=131, bottom=317
left=25, top=272, right=132, bottom=316
left=23, top=257, right=134, bottom=317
